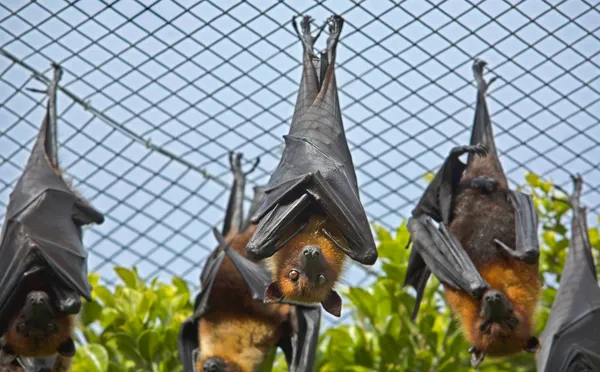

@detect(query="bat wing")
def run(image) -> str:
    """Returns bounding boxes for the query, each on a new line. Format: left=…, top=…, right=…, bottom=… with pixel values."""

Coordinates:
left=278, top=306, right=321, bottom=372
left=406, top=216, right=488, bottom=319
left=506, top=191, right=540, bottom=264
left=537, top=177, right=600, bottom=372
left=247, top=15, right=376, bottom=266
left=405, top=144, right=483, bottom=319
left=0, top=74, right=104, bottom=334
left=177, top=248, right=226, bottom=372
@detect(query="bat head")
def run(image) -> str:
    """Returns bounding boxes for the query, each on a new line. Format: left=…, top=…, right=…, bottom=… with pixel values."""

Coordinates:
left=197, top=357, right=241, bottom=372
left=264, top=216, right=345, bottom=316
left=21, top=291, right=55, bottom=329
left=473, top=289, right=539, bottom=357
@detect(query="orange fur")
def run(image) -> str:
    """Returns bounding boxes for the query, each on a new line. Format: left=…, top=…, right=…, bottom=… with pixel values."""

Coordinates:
left=4, top=314, right=74, bottom=357
left=267, top=215, right=346, bottom=303
left=444, top=260, right=541, bottom=356
left=197, top=312, right=283, bottom=372
left=198, top=224, right=291, bottom=370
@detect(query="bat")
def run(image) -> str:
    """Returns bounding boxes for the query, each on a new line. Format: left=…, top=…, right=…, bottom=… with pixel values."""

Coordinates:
left=244, top=14, right=377, bottom=317
left=0, top=63, right=104, bottom=371
left=536, top=175, right=600, bottom=372
left=178, top=152, right=321, bottom=372
left=404, top=59, right=541, bottom=368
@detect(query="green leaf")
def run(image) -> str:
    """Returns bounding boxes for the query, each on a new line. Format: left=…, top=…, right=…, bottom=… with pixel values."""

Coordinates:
left=81, top=300, right=103, bottom=325
left=94, top=286, right=116, bottom=308
left=114, top=267, right=140, bottom=289
left=138, top=329, right=161, bottom=363
left=72, top=344, right=109, bottom=372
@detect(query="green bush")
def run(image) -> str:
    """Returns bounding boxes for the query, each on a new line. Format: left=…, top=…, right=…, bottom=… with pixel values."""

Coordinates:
left=73, top=268, right=192, bottom=372
left=75, top=174, right=600, bottom=371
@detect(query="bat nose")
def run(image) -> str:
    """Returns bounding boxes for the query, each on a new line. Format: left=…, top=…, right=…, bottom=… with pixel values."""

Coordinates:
left=27, top=292, right=47, bottom=306
left=302, top=245, right=322, bottom=258
left=484, top=292, right=502, bottom=303
left=202, top=358, right=225, bottom=372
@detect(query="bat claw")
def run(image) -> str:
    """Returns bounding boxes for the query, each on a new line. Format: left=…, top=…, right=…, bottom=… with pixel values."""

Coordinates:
left=228, top=152, right=260, bottom=178
left=292, top=15, right=324, bottom=55
left=473, top=58, right=497, bottom=94
left=325, top=15, right=344, bottom=57
left=494, top=239, right=539, bottom=265
left=450, top=144, right=488, bottom=158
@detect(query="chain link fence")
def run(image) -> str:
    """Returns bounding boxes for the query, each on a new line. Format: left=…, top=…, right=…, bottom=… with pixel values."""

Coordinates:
left=1, top=1, right=599, bottom=324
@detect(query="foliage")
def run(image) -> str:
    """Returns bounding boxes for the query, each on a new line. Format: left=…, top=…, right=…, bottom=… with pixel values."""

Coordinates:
left=72, top=267, right=192, bottom=372
left=74, top=174, right=599, bottom=372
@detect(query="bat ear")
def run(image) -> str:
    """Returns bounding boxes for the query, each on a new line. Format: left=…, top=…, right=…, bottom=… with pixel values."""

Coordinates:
left=469, top=347, right=486, bottom=368
left=524, top=336, right=540, bottom=353
left=321, top=290, right=342, bottom=317
left=57, top=338, right=75, bottom=357
left=264, top=282, right=284, bottom=303
left=0, top=345, right=17, bottom=364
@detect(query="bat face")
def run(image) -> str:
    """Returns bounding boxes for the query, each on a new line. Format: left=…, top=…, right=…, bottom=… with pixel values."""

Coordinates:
left=263, top=215, right=344, bottom=316
left=197, top=357, right=241, bottom=372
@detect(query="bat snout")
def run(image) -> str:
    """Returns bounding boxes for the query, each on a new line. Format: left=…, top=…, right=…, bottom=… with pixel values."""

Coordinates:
left=27, top=292, right=48, bottom=306
left=299, top=245, right=327, bottom=279
left=202, top=357, right=226, bottom=372
left=23, top=291, right=53, bottom=322
left=481, top=290, right=510, bottom=322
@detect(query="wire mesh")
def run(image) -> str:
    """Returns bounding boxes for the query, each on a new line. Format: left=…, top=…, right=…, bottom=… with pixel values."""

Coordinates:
left=0, top=0, right=599, bottom=325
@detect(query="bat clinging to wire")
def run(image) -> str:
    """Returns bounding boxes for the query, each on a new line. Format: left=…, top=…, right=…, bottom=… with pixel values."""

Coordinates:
left=178, top=153, right=320, bottom=372
left=244, top=14, right=377, bottom=317
left=536, top=175, right=600, bottom=372
left=404, top=59, right=541, bottom=368
left=0, top=63, right=104, bottom=372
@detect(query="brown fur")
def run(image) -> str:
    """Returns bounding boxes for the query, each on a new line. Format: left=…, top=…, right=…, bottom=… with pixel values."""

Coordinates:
left=266, top=215, right=346, bottom=303
left=4, top=314, right=74, bottom=357
left=197, top=225, right=290, bottom=371
left=446, top=184, right=541, bottom=357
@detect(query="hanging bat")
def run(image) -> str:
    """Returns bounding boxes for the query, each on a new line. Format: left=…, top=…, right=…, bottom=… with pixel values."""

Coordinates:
left=178, top=152, right=321, bottom=372
left=536, top=175, right=600, bottom=372
left=244, top=14, right=377, bottom=317
left=404, top=59, right=541, bottom=368
left=0, top=63, right=104, bottom=371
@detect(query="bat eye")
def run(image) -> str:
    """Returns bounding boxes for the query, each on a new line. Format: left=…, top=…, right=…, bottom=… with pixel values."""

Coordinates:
left=317, top=274, right=326, bottom=284
left=289, top=270, right=300, bottom=282
left=16, top=322, right=26, bottom=333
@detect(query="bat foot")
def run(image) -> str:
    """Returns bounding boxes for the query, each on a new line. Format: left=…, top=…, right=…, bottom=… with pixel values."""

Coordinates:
left=325, top=15, right=344, bottom=53
left=469, top=176, right=499, bottom=194
left=450, top=144, right=488, bottom=158
left=473, top=58, right=497, bottom=94
left=494, top=239, right=539, bottom=265
left=292, top=15, right=324, bottom=54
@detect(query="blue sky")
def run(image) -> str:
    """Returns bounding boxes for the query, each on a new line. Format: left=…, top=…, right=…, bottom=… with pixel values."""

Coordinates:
left=0, top=1, right=598, bottom=324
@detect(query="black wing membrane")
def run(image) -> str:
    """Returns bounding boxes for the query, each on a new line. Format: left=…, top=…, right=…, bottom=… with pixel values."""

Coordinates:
left=177, top=246, right=226, bottom=372
left=0, top=64, right=104, bottom=335
left=536, top=176, right=600, bottom=372
left=493, top=191, right=540, bottom=264
left=247, top=15, right=377, bottom=266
